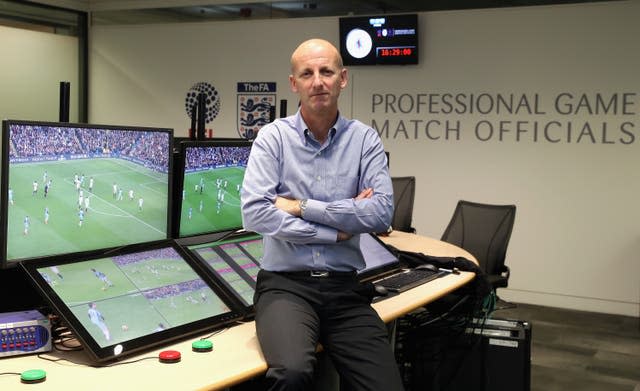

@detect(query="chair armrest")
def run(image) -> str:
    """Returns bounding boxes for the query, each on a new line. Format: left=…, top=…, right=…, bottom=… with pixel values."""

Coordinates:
left=499, top=265, right=510, bottom=279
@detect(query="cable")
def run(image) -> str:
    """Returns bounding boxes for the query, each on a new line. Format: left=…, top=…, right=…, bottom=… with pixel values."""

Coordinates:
left=198, top=326, right=229, bottom=340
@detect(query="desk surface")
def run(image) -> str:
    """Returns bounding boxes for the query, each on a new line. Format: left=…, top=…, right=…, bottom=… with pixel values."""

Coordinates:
left=0, top=231, right=477, bottom=390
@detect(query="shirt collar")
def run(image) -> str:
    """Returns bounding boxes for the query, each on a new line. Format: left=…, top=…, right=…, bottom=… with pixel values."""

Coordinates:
left=295, top=109, right=344, bottom=145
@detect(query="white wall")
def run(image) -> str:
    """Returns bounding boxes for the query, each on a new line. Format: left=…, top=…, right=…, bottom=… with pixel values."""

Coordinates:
left=89, top=1, right=640, bottom=316
left=0, top=25, right=79, bottom=122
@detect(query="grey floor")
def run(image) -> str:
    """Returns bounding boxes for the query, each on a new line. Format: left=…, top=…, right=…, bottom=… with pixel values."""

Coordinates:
left=493, top=302, right=640, bottom=391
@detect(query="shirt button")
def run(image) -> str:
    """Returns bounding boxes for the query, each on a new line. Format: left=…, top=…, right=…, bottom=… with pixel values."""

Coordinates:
left=316, top=176, right=321, bottom=181
left=315, top=252, right=320, bottom=257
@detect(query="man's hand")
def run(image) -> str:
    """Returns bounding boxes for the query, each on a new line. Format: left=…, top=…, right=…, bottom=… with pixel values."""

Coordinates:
left=355, top=187, right=373, bottom=200
left=337, top=231, right=353, bottom=242
left=274, top=196, right=301, bottom=216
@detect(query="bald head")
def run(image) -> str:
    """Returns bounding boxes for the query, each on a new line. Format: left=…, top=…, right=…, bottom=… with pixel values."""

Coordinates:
left=290, top=39, right=344, bottom=73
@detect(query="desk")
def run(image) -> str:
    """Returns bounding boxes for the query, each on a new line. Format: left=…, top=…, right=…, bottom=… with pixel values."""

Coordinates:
left=0, top=231, right=477, bottom=390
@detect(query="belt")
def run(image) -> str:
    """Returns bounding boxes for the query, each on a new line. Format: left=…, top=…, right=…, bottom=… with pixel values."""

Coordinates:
left=277, top=270, right=357, bottom=278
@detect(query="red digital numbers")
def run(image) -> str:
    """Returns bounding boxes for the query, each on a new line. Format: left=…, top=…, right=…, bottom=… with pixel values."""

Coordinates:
left=378, top=47, right=413, bottom=57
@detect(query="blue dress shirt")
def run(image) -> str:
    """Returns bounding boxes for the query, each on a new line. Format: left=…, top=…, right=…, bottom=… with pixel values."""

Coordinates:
left=240, top=110, right=393, bottom=272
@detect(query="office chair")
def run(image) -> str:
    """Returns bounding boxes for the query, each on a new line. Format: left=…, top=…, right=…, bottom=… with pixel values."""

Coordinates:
left=441, top=200, right=516, bottom=299
left=391, top=176, right=416, bottom=233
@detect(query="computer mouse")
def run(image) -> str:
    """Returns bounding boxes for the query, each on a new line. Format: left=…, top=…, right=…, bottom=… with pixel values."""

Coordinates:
left=414, top=263, right=438, bottom=272
left=374, top=285, right=389, bottom=297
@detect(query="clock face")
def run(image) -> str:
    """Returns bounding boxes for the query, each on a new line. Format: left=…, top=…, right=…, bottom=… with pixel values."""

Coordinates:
left=345, top=28, right=373, bottom=59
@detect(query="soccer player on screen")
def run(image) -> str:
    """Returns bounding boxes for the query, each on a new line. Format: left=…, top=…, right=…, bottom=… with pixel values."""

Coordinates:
left=88, top=302, right=111, bottom=341
left=32, top=180, right=38, bottom=195
left=78, top=209, right=84, bottom=227
left=89, top=177, right=94, bottom=193
left=8, top=188, right=13, bottom=205
left=44, top=207, right=50, bottom=224
left=23, top=215, right=30, bottom=235
left=138, top=197, right=144, bottom=211
left=91, top=268, right=113, bottom=289
left=50, top=265, right=63, bottom=279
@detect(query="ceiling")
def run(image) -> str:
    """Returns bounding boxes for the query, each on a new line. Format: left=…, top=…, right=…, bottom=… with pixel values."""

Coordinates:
left=87, top=0, right=611, bottom=25
left=2, top=0, right=613, bottom=28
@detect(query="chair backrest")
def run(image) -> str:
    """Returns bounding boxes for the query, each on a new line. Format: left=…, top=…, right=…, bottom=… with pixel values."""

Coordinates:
left=391, top=176, right=416, bottom=233
left=441, top=200, right=516, bottom=277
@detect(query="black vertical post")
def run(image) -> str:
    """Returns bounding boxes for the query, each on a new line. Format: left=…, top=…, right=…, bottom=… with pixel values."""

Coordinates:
left=190, top=101, right=198, bottom=140
left=196, top=92, right=206, bottom=140
left=59, top=81, right=71, bottom=122
left=279, top=99, right=287, bottom=118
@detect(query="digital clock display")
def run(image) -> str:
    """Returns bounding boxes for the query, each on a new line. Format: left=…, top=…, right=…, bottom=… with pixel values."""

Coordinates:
left=377, top=47, right=415, bottom=58
left=339, top=14, right=419, bottom=66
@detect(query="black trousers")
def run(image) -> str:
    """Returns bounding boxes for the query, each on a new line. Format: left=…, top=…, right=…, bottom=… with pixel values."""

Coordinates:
left=254, top=270, right=404, bottom=391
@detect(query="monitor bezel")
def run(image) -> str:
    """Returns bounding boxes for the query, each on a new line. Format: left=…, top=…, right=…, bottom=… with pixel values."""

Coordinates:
left=357, top=233, right=403, bottom=282
left=173, top=139, right=252, bottom=239
left=183, top=231, right=263, bottom=317
left=20, top=239, right=245, bottom=363
left=0, top=119, right=174, bottom=269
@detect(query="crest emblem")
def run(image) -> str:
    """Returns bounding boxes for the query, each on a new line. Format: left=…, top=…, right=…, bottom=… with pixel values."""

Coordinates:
left=237, top=82, right=276, bottom=139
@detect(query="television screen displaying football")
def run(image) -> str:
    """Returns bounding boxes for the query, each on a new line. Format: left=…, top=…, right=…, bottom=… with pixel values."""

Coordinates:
left=1, top=120, right=173, bottom=267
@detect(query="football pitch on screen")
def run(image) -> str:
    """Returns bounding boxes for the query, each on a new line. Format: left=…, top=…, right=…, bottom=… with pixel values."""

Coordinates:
left=8, top=158, right=168, bottom=261
left=180, top=166, right=245, bottom=237
left=45, top=256, right=228, bottom=346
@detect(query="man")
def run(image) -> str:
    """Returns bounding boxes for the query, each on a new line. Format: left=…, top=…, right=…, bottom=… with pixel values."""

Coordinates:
left=87, top=302, right=110, bottom=341
left=241, top=39, right=401, bottom=390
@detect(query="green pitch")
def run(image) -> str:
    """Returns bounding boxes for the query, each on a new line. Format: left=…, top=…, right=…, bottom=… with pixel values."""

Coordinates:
left=7, top=158, right=168, bottom=261
left=179, top=166, right=245, bottom=237
left=44, top=255, right=230, bottom=347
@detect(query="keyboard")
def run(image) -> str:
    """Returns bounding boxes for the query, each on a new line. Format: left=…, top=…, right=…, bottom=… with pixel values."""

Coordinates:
left=374, top=268, right=443, bottom=293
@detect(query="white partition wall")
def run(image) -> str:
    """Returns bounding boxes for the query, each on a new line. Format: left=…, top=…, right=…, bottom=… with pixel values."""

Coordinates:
left=89, top=1, right=639, bottom=316
left=0, top=25, right=79, bottom=122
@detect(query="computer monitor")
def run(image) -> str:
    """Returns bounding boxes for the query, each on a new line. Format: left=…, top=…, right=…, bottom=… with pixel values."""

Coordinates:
left=21, top=240, right=245, bottom=363
left=186, top=232, right=399, bottom=314
left=187, top=232, right=262, bottom=313
left=174, top=140, right=252, bottom=239
left=356, top=233, right=402, bottom=281
left=0, top=120, right=173, bottom=268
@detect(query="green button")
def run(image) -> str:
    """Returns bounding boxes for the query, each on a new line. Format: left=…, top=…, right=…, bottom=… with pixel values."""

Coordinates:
left=192, top=339, right=213, bottom=352
left=21, top=369, right=46, bottom=383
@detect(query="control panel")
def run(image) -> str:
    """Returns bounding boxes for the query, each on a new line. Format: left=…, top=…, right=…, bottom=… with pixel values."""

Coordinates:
left=0, top=310, right=51, bottom=358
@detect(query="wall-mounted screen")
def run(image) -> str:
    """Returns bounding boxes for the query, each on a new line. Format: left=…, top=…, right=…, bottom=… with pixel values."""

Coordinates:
left=339, top=13, right=419, bottom=66
left=174, top=140, right=252, bottom=239
left=0, top=120, right=173, bottom=268
left=21, top=240, right=244, bottom=362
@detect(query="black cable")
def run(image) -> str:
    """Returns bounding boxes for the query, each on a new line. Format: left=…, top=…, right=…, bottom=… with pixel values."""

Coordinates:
left=198, top=326, right=229, bottom=340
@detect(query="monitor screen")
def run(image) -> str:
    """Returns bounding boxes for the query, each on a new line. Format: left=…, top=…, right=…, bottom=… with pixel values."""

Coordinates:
left=21, top=240, right=244, bottom=362
left=175, top=140, right=252, bottom=238
left=339, top=14, right=419, bottom=66
left=186, top=232, right=399, bottom=311
left=187, top=232, right=262, bottom=311
left=356, top=233, right=401, bottom=281
left=0, top=120, right=173, bottom=268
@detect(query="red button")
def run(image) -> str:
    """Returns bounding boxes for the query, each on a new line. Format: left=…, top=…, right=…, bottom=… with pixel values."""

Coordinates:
left=159, top=350, right=181, bottom=363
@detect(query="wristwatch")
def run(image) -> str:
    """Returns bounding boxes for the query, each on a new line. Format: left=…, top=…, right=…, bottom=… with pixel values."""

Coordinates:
left=299, top=199, right=308, bottom=218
